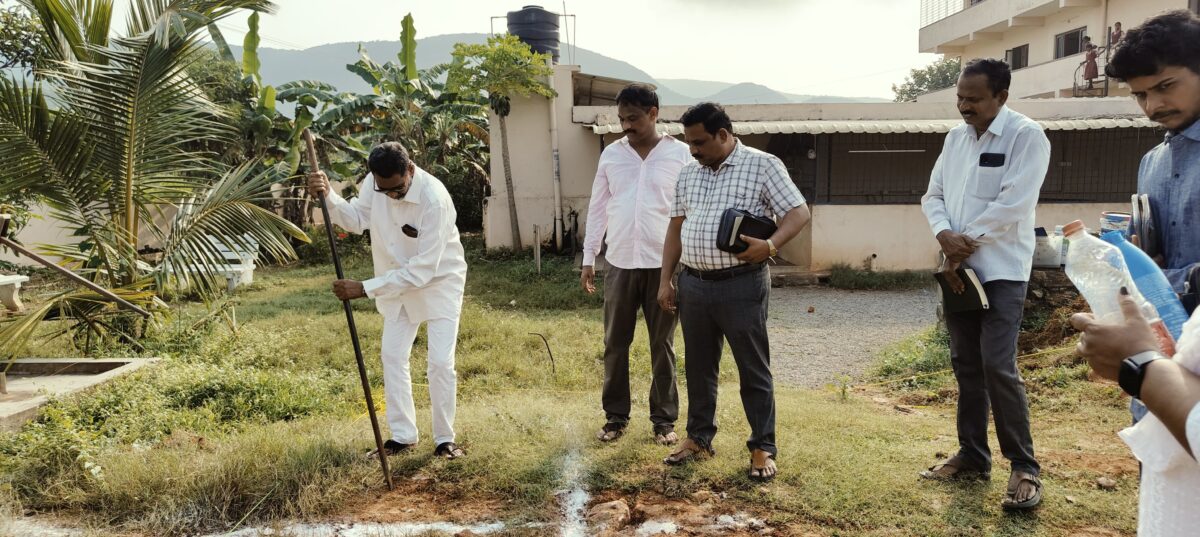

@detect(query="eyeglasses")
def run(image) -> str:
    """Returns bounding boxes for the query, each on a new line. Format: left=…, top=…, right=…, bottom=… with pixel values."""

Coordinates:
left=373, top=180, right=408, bottom=199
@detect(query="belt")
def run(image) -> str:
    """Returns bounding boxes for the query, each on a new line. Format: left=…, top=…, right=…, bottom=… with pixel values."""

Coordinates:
left=682, top=263, right=763, bottom=281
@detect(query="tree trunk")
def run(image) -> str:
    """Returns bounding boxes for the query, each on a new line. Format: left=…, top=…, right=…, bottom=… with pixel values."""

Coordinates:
left=499, top=114, right=522, bottom=250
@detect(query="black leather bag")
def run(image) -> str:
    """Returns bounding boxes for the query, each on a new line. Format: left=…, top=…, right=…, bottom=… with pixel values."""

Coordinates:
left=716, top=208, right=777, bottom=254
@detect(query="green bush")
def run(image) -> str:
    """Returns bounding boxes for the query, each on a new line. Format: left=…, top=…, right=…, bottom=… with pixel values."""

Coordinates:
left=871, top=326, right=953, bottom=389
left=827, top=263, right=932, bottom=291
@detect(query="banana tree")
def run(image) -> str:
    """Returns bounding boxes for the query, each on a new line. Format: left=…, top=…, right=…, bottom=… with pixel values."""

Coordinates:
left=325, top=14, right=491, bottom=229
left=448, top=34, right=554, bottom=249
left=0, top=0, right=308, bottom=355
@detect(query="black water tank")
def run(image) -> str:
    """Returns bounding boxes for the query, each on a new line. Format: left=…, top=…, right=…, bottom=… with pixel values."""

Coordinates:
left=507, top=5, right=559, bottom=63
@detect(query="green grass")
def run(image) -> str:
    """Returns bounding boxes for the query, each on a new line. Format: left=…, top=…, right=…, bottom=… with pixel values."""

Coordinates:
left=0, top=240, right=1140, bottom=536
left=827, top=263, right=933, bottom=291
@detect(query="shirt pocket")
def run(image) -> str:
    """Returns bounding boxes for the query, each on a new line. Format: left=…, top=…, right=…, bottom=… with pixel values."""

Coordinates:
left=973, top=166, right=1005, bottom=199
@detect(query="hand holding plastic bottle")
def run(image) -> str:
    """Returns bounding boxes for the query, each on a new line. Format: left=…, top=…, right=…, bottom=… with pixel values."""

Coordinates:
left=1071, top=287, right=1163, bottom=380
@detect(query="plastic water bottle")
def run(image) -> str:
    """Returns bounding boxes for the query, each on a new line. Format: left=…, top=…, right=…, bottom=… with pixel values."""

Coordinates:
left=1102, top=231, right=1188, bottom=341
left=1062, top=220, right=1176, bottom=355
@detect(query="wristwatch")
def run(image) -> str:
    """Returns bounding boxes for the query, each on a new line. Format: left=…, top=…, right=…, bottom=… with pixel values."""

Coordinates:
left=766, top=239, right=778, bottom=257
left=1119, top=350, right=1165, bottom=398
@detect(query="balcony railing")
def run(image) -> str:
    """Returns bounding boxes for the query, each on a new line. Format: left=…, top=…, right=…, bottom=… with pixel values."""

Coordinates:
left=920, top=0, right=966, bottom=27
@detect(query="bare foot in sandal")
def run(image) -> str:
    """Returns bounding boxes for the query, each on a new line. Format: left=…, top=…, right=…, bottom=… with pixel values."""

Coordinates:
left=663, top=438, right=714, bottom=465
left=919, top=454, right=990, bottom=481
left=1001, top=470, right=1042, bottom=510
left=596, top=423, right=625, bottom=442
left=434, top=441, right=465, bottom=460
left=749, top=449, right=776, bottom=480
left=654, top=426, right=678, bottom=446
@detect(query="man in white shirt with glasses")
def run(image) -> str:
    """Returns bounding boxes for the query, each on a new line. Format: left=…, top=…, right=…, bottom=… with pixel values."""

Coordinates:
left=582, top=84, right=691, bottom=445
left=308, top=141, right=468, bottom=461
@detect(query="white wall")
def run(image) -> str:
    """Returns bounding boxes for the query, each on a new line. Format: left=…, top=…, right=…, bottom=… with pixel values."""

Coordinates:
left=1, top=204, right=75, bottom=267
left=809, top=202, right=1129, bottom=272
left=484, top=64, right=596, bottom=250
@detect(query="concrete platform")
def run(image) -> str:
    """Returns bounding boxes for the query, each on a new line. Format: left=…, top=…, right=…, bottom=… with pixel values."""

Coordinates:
left=0, top=358, right=157, bottom=431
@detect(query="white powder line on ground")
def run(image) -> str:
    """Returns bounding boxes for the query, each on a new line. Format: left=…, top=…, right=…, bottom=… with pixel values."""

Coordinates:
left=556, top=449, right=591, bottom=537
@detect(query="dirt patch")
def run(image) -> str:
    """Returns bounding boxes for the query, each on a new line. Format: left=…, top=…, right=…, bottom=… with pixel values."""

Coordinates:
left=1041, top=449, right=1139, bottom=479
left=1018, top=270, right=1085, bottom=355
left=338, top=478, right=504, bottom=525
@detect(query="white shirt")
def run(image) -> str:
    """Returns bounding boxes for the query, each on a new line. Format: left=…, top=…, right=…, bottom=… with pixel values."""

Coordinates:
left=1120, top=309, right=1200, bottom=537
left=582, top=135, right=691, bottom=269
left=325, top=168, right=467, bottom=323
left=922, top=106, right=1051, bottom=283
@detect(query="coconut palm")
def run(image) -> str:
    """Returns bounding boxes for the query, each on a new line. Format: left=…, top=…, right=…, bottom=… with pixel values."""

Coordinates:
left=0, top=0, right=307, bottom=355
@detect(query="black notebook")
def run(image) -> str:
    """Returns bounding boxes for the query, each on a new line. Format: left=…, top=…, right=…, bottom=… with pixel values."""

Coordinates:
left=716, top=208, right=777, bottom=254
left=933, top=268, right=989, bottom=313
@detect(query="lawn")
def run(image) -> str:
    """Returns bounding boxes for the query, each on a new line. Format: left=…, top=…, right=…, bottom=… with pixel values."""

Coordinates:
left=0, top=236, right=1139, bottom=536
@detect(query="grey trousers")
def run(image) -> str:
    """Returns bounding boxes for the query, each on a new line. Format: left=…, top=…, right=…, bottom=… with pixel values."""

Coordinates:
left=945, top=279, right=1039, bottom=476
left=677, top=265, right=776, bottom=456
left=601, top=267, right=679, bottom=430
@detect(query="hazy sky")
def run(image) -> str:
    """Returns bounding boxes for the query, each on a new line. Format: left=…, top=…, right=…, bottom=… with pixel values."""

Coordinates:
left=112, top=0, right=940, bottom=99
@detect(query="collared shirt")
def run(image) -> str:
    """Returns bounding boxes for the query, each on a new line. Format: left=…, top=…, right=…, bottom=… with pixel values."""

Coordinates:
left=582, top=135, right=691, bottom=269
left=922, top=106, right=1051, bottom=283
left=326, top=167, right=467, bottom=323
left=672, top=140, right=806, bottom=271
left=1138, top=119, right=1200, bottom=293
left=1119, top=308, right=1200, bottom=537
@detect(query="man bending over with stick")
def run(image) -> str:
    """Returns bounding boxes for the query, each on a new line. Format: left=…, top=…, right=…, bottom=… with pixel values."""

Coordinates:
left=307, top=141, right=468, bottom=460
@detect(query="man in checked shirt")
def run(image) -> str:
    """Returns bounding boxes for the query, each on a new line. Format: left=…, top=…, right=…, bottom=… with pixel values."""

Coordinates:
left=657, top=102, right=811, bottom=479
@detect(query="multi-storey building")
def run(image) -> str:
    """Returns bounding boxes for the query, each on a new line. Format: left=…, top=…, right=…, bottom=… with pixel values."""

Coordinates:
left=918, top=0, right=1200, bottom=101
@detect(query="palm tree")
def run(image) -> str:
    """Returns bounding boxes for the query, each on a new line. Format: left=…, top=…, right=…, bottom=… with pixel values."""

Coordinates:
left=0, top=0, right=306, bottom=355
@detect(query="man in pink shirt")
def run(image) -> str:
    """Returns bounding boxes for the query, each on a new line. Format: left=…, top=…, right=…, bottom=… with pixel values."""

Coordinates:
left=581, top=84, right=691, bottom=444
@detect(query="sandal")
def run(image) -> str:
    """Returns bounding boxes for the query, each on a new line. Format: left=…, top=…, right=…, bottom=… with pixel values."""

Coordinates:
left=1001, top=471, right=1043, bottom=511
left=434, top=441, right=465, bottom=460
left=920, top=454, right=990, bottom=481
left=596, top=423, right=625, bottom=442
left=663, top=438, right=715, bottom=466
left=749, top=449, right=777, bottom=480
left=365, top=439, right=413, bottom=460
left=653, top=426, right=678, bottom=446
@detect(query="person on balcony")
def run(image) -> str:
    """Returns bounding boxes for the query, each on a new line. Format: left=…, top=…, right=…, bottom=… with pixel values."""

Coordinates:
left=1083, top=43, right=1100, bottom=89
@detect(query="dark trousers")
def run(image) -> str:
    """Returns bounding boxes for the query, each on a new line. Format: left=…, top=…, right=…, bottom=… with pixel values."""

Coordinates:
left=601, top=267, right=679, bottom=430
left=677, top=264, right=776, bottom=456
left=945, top=279, right=1039, bottom=476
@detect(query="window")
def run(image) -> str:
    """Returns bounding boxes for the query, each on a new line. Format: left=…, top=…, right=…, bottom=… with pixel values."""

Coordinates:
left=1055, top=27, right=1087, bottom=59
left=1005, top=44, right=1029, bottom=70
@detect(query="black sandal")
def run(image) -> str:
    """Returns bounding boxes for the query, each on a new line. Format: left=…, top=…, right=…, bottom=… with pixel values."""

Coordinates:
left=366, top=439, right=413, bottom=459
left=434, top=441, right=465, bottom=459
